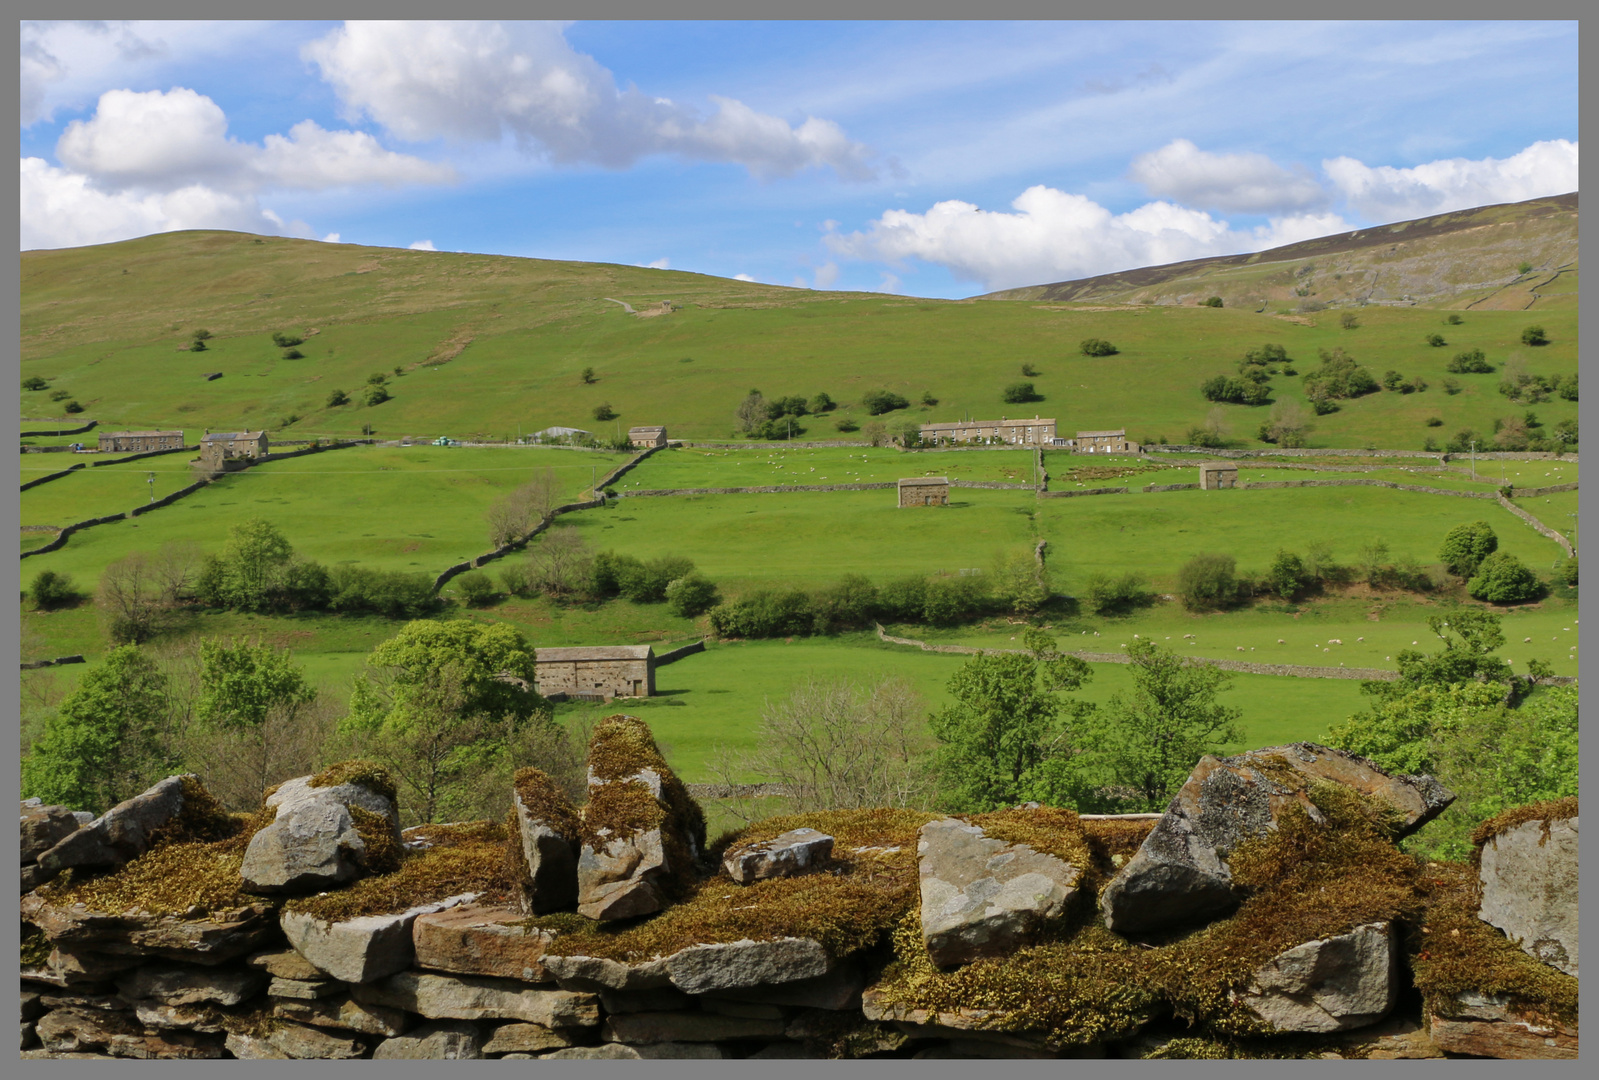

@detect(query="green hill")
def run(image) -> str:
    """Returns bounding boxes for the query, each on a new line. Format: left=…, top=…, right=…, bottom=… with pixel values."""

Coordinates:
left=19, top=200, right=1579, bottom=448
left=981, top=193, right=1578, bottom=310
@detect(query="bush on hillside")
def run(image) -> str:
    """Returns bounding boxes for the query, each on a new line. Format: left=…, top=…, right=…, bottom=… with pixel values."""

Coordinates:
left=363, top=385, right=391, bottom=406
left=1201, top=296, right=1223, bottom=307
left=63, top=400, right=84, bottom=413
left=1201, top=375, right=1269, bottom=406
left=860, top=389, right=910, bottom=415
left=327, top=389, right=349, bottom=407
left=1439, top=520, right=1498, bottom=578
left=1446, top=349, right=1493, bottom=374
left=324, top=566, right=439, bottom=618
left=1467, top=552, right=1542, bottom=604
left=1079, top=337, right=1118, bottom=356
left=21, top=376, right=47, bottom=391
left=1426, top=333, right=1446, bottom=347
left=282, top=349, right=304, bottom=359
left=454, top=571, right=496, bottom=607
left=1176, top=553, right=1242, bottom=611
left=1521, top=325, right=1548, bottom=346
left=592, top=402, right=616, bottom=421
left=809, top=392, right=835, bottom=413
left=271, top=332, right=304, bottom=348
left=1084, top=572, right=1151, bottom=615
left=1002, top=381, right=1040, bottom=404
left=665, top=574, right=720, bottom=618
left=1302, top=347, right=1378, bottom=402
left=29, top=570, right=78, bottom=611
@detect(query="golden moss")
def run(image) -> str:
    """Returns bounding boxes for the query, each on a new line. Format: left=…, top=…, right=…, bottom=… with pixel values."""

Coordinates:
left=309, top=760, right=398, bottom=805
left=537, top=808, right=935, bottom=963
left=1406, top=861, right=1578, bottom=1028
left=283, top=821, right=516, bottom=922
left=348, top=805, right=402, bottom=876
left=21, top=925, right=52, bottom=968
left=1470, top=796, right=1579, bottom=863
left=965, top=807, right=1092, bottom=879
left=585, top=714, right=669, bottom=784
left=582, top=778, right=665, bottom=846
left=511, top=767, right=581, bottom=839
left=1144, top=1037, right=1236, bottom=1059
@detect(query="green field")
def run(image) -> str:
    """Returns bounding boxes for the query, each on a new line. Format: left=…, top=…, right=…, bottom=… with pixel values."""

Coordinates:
left=622, top=445, right=1040, bottom=489
left=20, top=231, right=1579, bottom=452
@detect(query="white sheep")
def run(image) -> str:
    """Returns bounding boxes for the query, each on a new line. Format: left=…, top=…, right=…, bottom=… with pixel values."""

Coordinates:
left=1278, top=639, right=1286, bottom=644
left=1237, top=646, right=1245, bottom=652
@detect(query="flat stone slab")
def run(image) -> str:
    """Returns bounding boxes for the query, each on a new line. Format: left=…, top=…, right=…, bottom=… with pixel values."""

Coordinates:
left=353, top=970, right=599, bottom=1027
left=511, top=770, right=580, bottom=915
left=21, top=801, right=82, bottom=863
left=279, top=893, right=476, bottom=983
left=722, top=828, right=835, bottom=885
left=266, top=1019, right=368, bottom=1059
left=22, top=893, right=277, bottom=962
left=1478, top=813, right=1578, bottom=977
left=1236, top=922, right=1399, bottom=1032
left=115, top=963, right=265, bottom=1007
left=1101, top=744, right=1454, bottom=935
left=371, top=1020, right=485, bottom=1059
left=36, top=776, right=194, bottom=873
left=664, top=937, right=834, bottom=994
left=601, top=1010, right=787, bottom=1044
left=1428, top=991, right=1578, bottom=1059
left=273, top=994, right=411, bottom=1037
left=481, top=1021, right=578, bottom=1054
left=245, top=948, right=324, bottom=981
left=918, top=817, right=1081, bottom=968
left=542, top=952, right=672, bottom=992
left=268, top=976, right=344, bottom=1000
left=412, top=903, right=557, bottom=983
left=544, top=1042, right=729, bottom=1059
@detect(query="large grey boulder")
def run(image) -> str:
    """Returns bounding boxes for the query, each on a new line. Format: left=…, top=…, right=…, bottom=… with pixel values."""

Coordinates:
left=1477, top=811, right=1578, bottom=977
left=918, top=817, right=1082, bottom=968
left=723, top=828, right=834, bottom=885
left=240, top=773, right=400, bottom=893
left=1236, top=922, right=1399, bottom=1032
left=35, top=776, right=195, bottom=873
left=1101, top=744, right=1453, bottom=935
left=511, top=768, right=580, bottom=915
left=279, top=893, right=477, bottom=983
left=371, top=1020, right=485, bottom=1059
left=21, top=800, right=82, bottom=863
left=576, top=715, right=705, bottom=921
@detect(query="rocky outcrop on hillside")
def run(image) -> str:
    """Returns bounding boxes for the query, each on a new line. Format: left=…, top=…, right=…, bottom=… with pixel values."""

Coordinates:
left=19, top=722, right=1578, bottom=1059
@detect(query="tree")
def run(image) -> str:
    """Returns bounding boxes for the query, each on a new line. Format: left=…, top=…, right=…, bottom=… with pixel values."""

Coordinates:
left=212, top=518, right=295, bottom=612
left=486, top=469, right=559, bottom=547
left=364, top=384, right=391, bottom=406
left=1467, top=551, right=1542, bottom=604
left=991, top=550, right=1050, bottom=616
left=861, top=389, right=909, bottom=415
left=581, top=366, right=598, bottom=384
left=1438, top=520, right=1497, bottom=578
left=340, top=621, right=548, bottom=824
left=1446, top=349, right=1493, bottom=374
left=1363, top=610, right=1513, bottom=706
left=1084, top=571, right=1150, bottom=615
left=712, top=676, right=934, bottom=818
left=1202, top=296, right=1223, bottom=307
left=862, top=420, right=889, bottom=447
left=64, top=400, right=84, bottom=413
left=29, top=570, right=78, bottom=611
left=1176, top=553, right=1240, bottom=611
left=528, top=526, right=593, bottom=597
left=809, top=392, right=835, bottom=413
left=1446, top=313, right=1463, bottom=325
left=736, top=391, right=767, bottom=433
left=1089, top=638, right=1242, bottom=810
left=1257, top=398, right=1311, bottom=447
left=665, top=574, right=720, bottom=617
left=1303, top=347, right=1378, bottom=399
left=1079, top=338, right=1118, bottom=356
left=22, top=645, right=174, bottom=812
left=455, top=570, right=497, bottom=606
left=1002, top=381, right=1039, bottom=404
left=1339, top=312, right=1360, bottom=330
left=920, top=389, right=938, bottom=406
left=1265, top=550, right=1309, bottom=599
left=929, top=629, right=1093, bottom=812
left=1425, top=334, right=1446, bottom=347
left=592, top=402, right=616, bottom=421
left=1520, top=325, right=1548, bottom=346
left=327, top=388, right=350, bottom=407
left=271, top=331, right=304, bottom=348
left=282, top=348, right=304, bottom=359
left=22, top=375, right=47, bottom=391
left=100, top=552, right=166, bottom=644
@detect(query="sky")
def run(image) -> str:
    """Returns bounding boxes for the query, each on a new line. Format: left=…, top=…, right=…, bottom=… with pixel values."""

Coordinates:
left=18, top=19, right=1580, bottom=298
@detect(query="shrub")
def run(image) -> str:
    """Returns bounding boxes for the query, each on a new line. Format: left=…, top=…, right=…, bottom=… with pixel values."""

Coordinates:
left=581, top=366, right=597, bottom=384
left=29, top=570, right=78, bottom=610
left=766, top=395, right=809, bottom=419
left=363, top=385, right=391, bottom=406
left=1242, top=343, right=1287, bottom=366
left=367, top=372, right=387, bottom=386
left=271, top=332, right=304, bottom=348
left=1084, top=572, right=1150, bottom=615
left=327, top=388, right=349, bottom=406
left=1446, top=313, right=1463, bottom=325
left=1176, top=553, right=1240, bottom=611
left=282, top=349, right=304, bottom=359
left=1184, top=425, right=1225, bottom=448
left=21, top=376, right=47, bottom=390
left=63, top=400, right=83, bottom=414
left=1556, top=558, right=1578, bottom=586
left=1551, top=418, right=1577, bottom=446
left=1302, top=347, right=1378, bottom=400
left=49, top=389, right=71, bottom=401
left=665, top=574, right=720, bottom=618
left=1520, top=325, right=1548, bottom=346
left=920, top=390, right=938, bottom=407
left=193, top=329, right=212, bottom=341
left=1079, top=337, right=1118, bottom=356
left=1467, top=552, right=1542, bottom=604
left=325, top=566, right=439, bottom=618
left=500, top=562, right=534, bottom=598
left=877, top=575, right=928, bottom=622
left=1002, top=381, right=1040, bottom=404
left=1439, top=520, right=1498, bottom=578
left=1339, top=312, right=1360, bottom=329
left=1425, top=333, right=1446, bottom=347
left=834, top=414, right=859, bottom=432
left=1264, top=550, right=1310, bottom=599
left=1381, top=370, right=1404, bottom=391
left=1446, top=349, right=1493, bottom=374
left=1201, top=296, right=1223, bottom=307
left=189, top=339, right=208, bottom=352
left=709, top=589, right=815, bottom=638
left=1557, top=373, right=1577, bottom=401
left=1441, top=378, right=1461, bottom=395
left=921, top=575, right=990, bottom=626
left=860, top=389, right=910, bottom=415
left=592, top=402, right=617, bottom=421
left=809, top=392, right=835, bottom=413
left=1201, top=375, right=1269, bottom=406
left=454, top=571, right=496, bottom=607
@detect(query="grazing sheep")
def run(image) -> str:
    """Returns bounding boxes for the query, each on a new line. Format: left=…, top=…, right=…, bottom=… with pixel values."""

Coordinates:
left=1237, top=646, right=1245, bottom=652
left=1277, top=638, right=1286, bottom=644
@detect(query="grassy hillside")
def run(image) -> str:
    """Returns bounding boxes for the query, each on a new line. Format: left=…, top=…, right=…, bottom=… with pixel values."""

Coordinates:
left=20, top=218, right=1578, bottom=450
left=982, top=193, right=1579, bottom=310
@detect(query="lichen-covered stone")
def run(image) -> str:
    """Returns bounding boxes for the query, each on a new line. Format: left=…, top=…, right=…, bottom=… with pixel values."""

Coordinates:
left=224, top=1032, right=291, bottom=1059
left=21, top=862, right=58, bottom=894
left=1428, top=991, right=1579, bottom=1059
left=268, top=976, right=344, bottom=1000
left=1236, top=922, right=1399, bottom=1032
left=412, top=903, right=556, bottom=982
left=1101, top=744, right=1454, bottom=935
left=352, top=970, right=599, bottom=1027
left=22, top=892, right=276, bottom=963
left=279, top=893, right=476, bottom=983
left=35, top=776, right=196, bottom=873
left=663, top=937, right=835, bottom=994
left=272, top=994, right=411, bottom=1037
left=1478, top=813, right=1578, bottom=978
left=371, top=1020, right=485, bottom=1059
left=240, top=773, right=400, bottom=893
left=266, top=1019, right=368, bottom=1059
left=542, top=952, right=672, bottom=992
left=36, top=1005, right=224, bottom=1058
left=21, top=801, right=82, bottom=863
left=115, top=963, right=265, bottom=1007
left=543, top=1042, right=728, bottom=1059
left=727, top=962, right=867, bottom=1011
left=480, top=1021, right=577, bottom=1054
left=917, top=817, right=1081, bottom=968
left=511, top=768, right=580, bottom=915
left=37, top=946, right=144, bottom=986
left=244, top=947, right=324, bottom=981
left=722, top=828, right=834, bottom=885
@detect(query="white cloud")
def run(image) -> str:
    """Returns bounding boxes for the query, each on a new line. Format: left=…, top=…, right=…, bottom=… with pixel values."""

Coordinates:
left=409, top=239, right=436, bottom=250
left=733, top=272, right=756, bottom=282
left=322, top=232, right=341, bottom=243
left=876, top=271, right=902, bottom=294
left=1324, top=139, right=1578, bottom=222
left=827, top=184, right=1352, bottom=292
left=1129, top=138, right=1326, bottom=214
left=812, top=261, right=839, bottom=288
left=303, top=21, right=875, bottom=180
left=646, top=257, right=670, bottom=269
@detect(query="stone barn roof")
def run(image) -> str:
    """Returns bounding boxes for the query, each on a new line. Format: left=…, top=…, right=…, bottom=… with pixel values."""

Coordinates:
left=897, top=476, right=950, bottom=487
left=535, top=646, right=655, bottom=662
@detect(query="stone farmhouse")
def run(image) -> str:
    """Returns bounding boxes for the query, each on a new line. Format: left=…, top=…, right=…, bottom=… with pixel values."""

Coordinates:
left=98, top=430, right=184, bottom=453
left=534, top=426, right=591, bottom=444
left=1199, top=461, right=1239, bottom=489
left=1060, top=429, right=1141, bottom=454
left=898, top=476, right=950, bottom=507
left=199, top=431, right=269, bottom=471
left=628, top=425, right=668, bottom=448
left=918, top=416, right=1057, bottom=446
left=534, top=645, right=655, bottom=701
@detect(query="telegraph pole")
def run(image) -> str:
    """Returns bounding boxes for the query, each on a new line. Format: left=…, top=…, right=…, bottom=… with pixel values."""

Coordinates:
left=147, top=472, right=155, bottom=503
left=1470, top=439, right=1476, bottom=481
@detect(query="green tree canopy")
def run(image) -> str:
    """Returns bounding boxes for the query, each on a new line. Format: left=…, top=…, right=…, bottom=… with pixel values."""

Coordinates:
left=1467, top=551, right=1542, bottom=604
left=345, top=620, right=543, bottom=734
left=1363, top=610, right=1512, bottom=706
left=22, top=646, right=173, bottom=812
left=198, top=638, right=315, bottom=731
left=1438, top=520, right=1498, bottom=578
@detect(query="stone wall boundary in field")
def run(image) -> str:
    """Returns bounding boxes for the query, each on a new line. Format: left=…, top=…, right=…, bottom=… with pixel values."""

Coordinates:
left=89, top=444, right=199, bottom=468
left=20, top=419, right=97, bottom=437
left=1037, top=486, right=1129, bottom=498
left=1496, top=495, right=1575, bottom=558
left=1239, top=478, right=1496, bottom=498
left=20, top=463, right=86, bottom=491
left=19, top=513, right=129, bottom=560
left=1509, top=481, right=1579, bottom=498
left=20, top=655, right=85, bottom=671
left=129, top=479, right=211, bottom=517
left=432, top=498, right=607, bottom=592
left=618, top=482, right=896, bottom=497
left=655, top=640, right=707, bottom=666
left=593, top=444, right=663, bottom=494
left=1143, top=482, right=1198, bottom=493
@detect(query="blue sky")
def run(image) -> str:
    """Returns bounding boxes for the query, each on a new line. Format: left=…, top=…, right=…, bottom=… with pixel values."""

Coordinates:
left=19, top=20, right=1579, bottom=298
